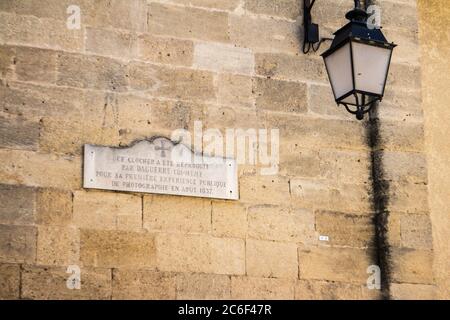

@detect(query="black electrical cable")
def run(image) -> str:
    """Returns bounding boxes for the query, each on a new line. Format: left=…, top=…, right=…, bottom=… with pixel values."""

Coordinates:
left=312, top=37, right=334, bottom=52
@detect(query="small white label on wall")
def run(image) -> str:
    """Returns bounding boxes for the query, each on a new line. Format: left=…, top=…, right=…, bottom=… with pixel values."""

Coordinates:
left=319, top=235, right=329, bottom=242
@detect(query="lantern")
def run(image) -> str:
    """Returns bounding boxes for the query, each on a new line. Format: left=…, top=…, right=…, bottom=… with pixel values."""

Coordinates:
left=321, top=1, right=396, bottom=120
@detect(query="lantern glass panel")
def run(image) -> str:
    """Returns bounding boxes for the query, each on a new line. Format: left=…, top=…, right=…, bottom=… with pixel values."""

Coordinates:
left=324, top=42, right=353, bottom=100
left=351, top=41, right=393, bottom=96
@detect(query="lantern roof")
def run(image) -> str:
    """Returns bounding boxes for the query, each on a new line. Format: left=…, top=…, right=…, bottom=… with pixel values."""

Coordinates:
left=322, top=13, right=396, bottom=58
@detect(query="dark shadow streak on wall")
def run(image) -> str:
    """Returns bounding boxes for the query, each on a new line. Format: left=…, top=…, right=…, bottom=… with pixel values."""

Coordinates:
left=366, top=104, right=392, bottom=300
left=363, top=0, right=393, bottom=300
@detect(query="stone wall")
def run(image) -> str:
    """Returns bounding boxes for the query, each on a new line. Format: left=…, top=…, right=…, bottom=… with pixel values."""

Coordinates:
left=418, top=0, right=450, bottom=300
left=0, top=0, right=439, bottom=299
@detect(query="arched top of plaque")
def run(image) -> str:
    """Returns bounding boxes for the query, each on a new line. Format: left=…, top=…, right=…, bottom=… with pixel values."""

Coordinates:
left=83, top=137, right=238, bottom=200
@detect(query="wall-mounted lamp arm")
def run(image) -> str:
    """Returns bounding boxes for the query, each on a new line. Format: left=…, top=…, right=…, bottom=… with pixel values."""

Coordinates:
left=303, top=0, right=333, bottom=54
left=303, top=0, right=369, bottom=54
left=303, top=0, right=318, bottom=52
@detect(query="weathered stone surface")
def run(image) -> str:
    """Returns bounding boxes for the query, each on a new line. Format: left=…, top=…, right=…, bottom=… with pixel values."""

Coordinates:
left=0, top=150, right=81, bottom=189
left=80, top=229, right=156, bottom=268
left=116, top=94, right=153, bottom=137
left=390, top=248, right=434, bottom=284
left=248, top=206, right=315, bottom=243
left=239, top=176, right=290, bottom=205
left=244, top=0, right=301, bottom=20
left=216, top=74, right=254, bottom=108
left=0, top=13, right=84, bottom=51
left=39, top=118, right=83, bottom=155
left=169, top=0, right=240, bottom=10
left=87, top=0, right=148, bottom=32
left=246, top=239, right=298, bottom=279
left=318, top=149, right=370, bottom=184
left=315, top=211, right=374, bottom=248
left=305, top=0, right=353, bottom=28
left=138, top=34, right=193, bottom=66
left=401, top=214, right=433, bottom=249
left=86, top=27, right=138, bottom=59
left=0, top=45, right=14, bottom=78
left=378, top=1, right=419, bottom=31
left=381, top=88, right=423, bottom=121
left=147, top=98, right=204, bottom=135
left=386, top=213, right=402, bottom=248
left=36, top=188, right=72, bottom=226
left=380, top=121, right=425, bottom=152
left=143, top=195, right=211, bottom=233
left=0, top=115, right=39, bottom=151
left=204, top=105, right=258, bottom=132
left=383, top=27, right=420, bottom=66
left=390, top=283, right=437, bottom=300
left=21, top=266, right=112, bottom=300
left=256, top=53, right=326, bottom=83
left=388, top=63, right=421, bottom=90
left=112, top=269, right=176, bottom=299
left=38, top=91, right=121, bottom=156
left=0, top=0, right=148, bottom=32
left=148, top=3, right=230, bottom=42
left=290, top=179, right=371, bottom=213
left=419, top=0, right=450, bottom=299
left=260, top=113, right=367, bottom=151
left=0, top=184, right=35, bottom=225
left=0, top=81, right=83, bottom=120
left=298, top=247, right=371, bottom=284
left=57, top=52, right=128, bottom=92
left=388, top=182, right=429, bottom=214
left=36, top=226, right=79, bottom=266
left=156, top=234, right=245, bottom=275
left=0, top=263, right=20, bottom=299
left=176, top=273, right=231, bottom=300
left=254, top=78, right=307, bottom=114
left=0, top=0, right=72, bottom=20
left=14, top=46, right=57, bottom=83
left=127, top=62, right=215, bottom=101
left=73, top=190, right=142, bottom=231
left=295, top=280, right=379, bottom=300
left=0, top=224, right=37, bottom=263
left=382, top=151, right=428, bottom=184
left=230, top=15, right=300, bottom=54
left=231, top=276, right=295, bottom=299
left=212, top=201, right=247, bottom=238
left=117, top=94, right=204, bottom=140
left=278, top=145, right=321, bottom=177
left=193, top=42, right=254, bottom=75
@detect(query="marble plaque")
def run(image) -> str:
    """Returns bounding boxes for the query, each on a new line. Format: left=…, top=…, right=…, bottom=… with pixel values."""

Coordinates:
left=83, top=138, right=238, bottom=200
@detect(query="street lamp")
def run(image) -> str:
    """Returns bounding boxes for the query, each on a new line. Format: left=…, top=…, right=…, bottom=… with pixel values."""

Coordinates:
left=304, top=0, right=397, bottom=120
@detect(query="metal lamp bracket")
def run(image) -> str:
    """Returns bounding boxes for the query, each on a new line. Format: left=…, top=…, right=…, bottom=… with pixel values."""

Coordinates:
left=303, top=0, right=366, bottom=54
left=304, top=0, right=319, bottom=45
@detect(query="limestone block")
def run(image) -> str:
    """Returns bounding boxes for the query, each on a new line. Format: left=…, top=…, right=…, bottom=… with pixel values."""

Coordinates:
left=80, top=229, right=156, bottom=268
left=0, top=184, right=35, bottom=225
left=0, top=224, right=37, bottom=263
left=246, top=239, right=298, bottom=279
left=143, top=194, right=211, bottom=233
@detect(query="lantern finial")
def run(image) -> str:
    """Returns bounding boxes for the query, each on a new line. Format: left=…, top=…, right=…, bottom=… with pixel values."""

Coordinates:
left=346, top=1, right=368, bottom=22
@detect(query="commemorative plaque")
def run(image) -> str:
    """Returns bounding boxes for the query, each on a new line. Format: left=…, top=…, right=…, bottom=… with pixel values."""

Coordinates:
left=83, top=137, right=238, bottom=200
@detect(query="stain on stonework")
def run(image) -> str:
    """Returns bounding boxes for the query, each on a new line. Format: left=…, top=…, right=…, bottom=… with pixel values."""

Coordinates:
left=366, top=104, right=392, bottom=300
left=172, top=101, right=191, bottom=130
left=102, top=92, right=119, bottom=128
